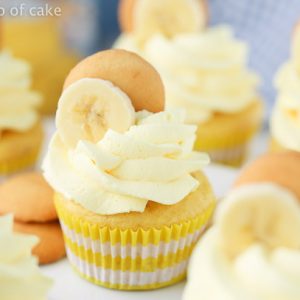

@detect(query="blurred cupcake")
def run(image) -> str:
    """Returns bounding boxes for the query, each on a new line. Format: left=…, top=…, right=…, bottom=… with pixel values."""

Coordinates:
left=270, top=22, right=300, bottom=152
left=183, top=151, right=300, bottom=300
left=117, top=0, right=208, bottom=49
left=0, top=215, right=52, bottom=299
left=43, top=49, right=216, bottom=290
left=0, top=51, right=43, bottom=174
left=115, top=1, right=263, bottom=167
left=144, top=26, right=263, bottom=167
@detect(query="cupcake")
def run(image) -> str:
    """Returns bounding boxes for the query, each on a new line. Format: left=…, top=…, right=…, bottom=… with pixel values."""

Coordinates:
left=183, top=151, right=300, bottom=300
left=43, top=49, right=216, bottom=290
left=0, top=215, right=52, bottom=299
left=115, top=2, right=263, bottom=167
left=270, top=22, right=300, bottom=152
left=117, top=0, right=208, bottom=49
left=0, top=51, right=43, bottom=174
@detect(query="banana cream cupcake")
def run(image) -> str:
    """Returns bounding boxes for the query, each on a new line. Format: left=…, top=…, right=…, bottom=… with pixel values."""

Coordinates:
left=117, top=0, right=208, bottom=49
left=115, top=3, right=263, bottom=167
left=144, top=26, right=263, bottom=166
left=43, top=49, right=216, bottom=290
left=0, top=51, right=43, bottom=174
left=183, top=151, right=300, bottom=300
left=270, top=21, right=300, bottom=152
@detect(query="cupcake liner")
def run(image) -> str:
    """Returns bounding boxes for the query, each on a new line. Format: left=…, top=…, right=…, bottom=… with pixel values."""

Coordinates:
left=194, top=101, right=263, bottom=167
left=55, top=198, right=215, bottom=290
left=0, top=146, right=41, bottom=175
left=194, top=120, right=259, bottom=167
left=206, top=143, right=248, bottom=167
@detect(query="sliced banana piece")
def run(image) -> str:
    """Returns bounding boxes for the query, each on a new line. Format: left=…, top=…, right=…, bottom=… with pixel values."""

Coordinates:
left=133, top=0, right=206, bottom=45
left=216, top=183, right=300, bottom=258
left=56, top=78, right=135, bottom=148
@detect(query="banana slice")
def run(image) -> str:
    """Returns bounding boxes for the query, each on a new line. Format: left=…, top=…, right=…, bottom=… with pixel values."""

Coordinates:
left=216, top=183, right=300, bottom=258
left=56, top=78, right=135, bottom=148
left=120, top=0, right=207, bottom=45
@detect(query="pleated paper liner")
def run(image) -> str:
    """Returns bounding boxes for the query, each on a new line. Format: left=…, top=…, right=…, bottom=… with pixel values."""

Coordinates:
left=194, top=100, right=263, bottom=167
left=55, top=196, right=215, bottom=290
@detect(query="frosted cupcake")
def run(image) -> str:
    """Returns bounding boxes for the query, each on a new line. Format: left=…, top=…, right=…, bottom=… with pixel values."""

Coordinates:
left=43, top=49, right=215, bottom=290
left=117, top=0, right=208, bottom=49
left=183, top=151, right=300, bottom=300
left=143, top=26, right=263, bottom=166
left=270, top=22, right=300, bottom=152
left=116, top=4, right=263, bottom=167
left=0, top=215, right=52, bottom=300
left=0, top=51, right=43, bottom=174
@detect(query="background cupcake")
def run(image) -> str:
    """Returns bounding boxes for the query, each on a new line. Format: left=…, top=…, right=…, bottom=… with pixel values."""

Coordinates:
left=115, top=1, right=263, bottom=167
left=183, top=151, right=300, bottom=300
left=144, top=26, right=263, bottom=167
left=117, top=0, right=208, bottom=49
left=270, top=21, right=300, bottom=152
left=0, top=51, right=43, bottom=174
left=43, top=49, right=216, bottom=290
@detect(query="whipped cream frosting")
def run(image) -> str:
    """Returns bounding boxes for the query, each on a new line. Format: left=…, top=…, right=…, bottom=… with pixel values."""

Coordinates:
left=0, top=215, right=52, bottom=300
left=271, top=61, right=300, bottom=151
left=0, top=51, right=42, bottom=132
left=115, top=26, right=260, bottom=124
left=43, top=109, right=209, bottom=215
left=183, top=184, right=300, bottom=300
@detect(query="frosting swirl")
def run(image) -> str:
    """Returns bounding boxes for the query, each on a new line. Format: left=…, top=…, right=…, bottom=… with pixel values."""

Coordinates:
left=0, top=215, right=52, bottom=300
left=43, top=109, right=209, bottom=215
left=0, top=51, right=42, bottom=132
left=271, top=62, right=300, bottom=150
left=115, top=26, right=260, bottom=124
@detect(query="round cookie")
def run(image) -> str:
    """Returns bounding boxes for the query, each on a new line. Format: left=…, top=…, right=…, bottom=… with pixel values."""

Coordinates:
left=234, top=151, right=300, bottom=200
left=63, top=49, right=165, bottom=113
left=14, top=221, right=65, bottom=265
left=0, top=172, right=57, bottom=223
left=118, top=0, right=208, bottom=33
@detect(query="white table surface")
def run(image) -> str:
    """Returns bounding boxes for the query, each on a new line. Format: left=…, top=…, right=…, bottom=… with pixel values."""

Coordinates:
left=39, top=118, right=268, bottom=300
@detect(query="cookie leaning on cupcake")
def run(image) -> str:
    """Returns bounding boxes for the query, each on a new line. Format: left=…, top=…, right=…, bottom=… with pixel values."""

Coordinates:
left=183, top=151, right=300, bottom=300
left=43, top=49, right=216, bottom=290
left=270, top=21, right=300, bottom=152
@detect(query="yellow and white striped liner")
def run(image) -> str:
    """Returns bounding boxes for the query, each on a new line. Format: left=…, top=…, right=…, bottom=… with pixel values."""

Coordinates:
left=56, top=200, right=215, bottom=290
